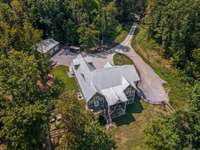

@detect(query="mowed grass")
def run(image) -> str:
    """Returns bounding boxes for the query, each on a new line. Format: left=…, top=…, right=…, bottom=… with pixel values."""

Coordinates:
left=132, top=25, right=191, bottom=110
left=112, top=52, right=166, bottom=150
left=113, top=53, right=133, bottom=65
left=51, top=65, right=78, bottom=91
left=112, top=101, right=165, bottom=150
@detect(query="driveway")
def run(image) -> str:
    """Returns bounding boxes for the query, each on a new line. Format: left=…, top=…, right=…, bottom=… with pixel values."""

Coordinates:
left=88, top=24, right=169, bottom=104
left=113, top=23, right=169, bottom=104
left=51, top=23, right=169, bottom=104
left=51, top=49, right=77, bottom=66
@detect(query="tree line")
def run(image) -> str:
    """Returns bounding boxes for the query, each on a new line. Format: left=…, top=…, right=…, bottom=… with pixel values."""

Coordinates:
left=148, top=0, right=200, bottom=81
left=0, top=0, right=146, bottom=52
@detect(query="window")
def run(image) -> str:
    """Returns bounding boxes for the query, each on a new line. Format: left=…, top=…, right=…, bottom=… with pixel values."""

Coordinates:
left=125, top=87, right=135, bottom=97
left=94, top=100, right=100, bottom=107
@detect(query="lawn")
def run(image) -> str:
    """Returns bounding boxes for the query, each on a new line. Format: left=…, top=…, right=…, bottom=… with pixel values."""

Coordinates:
left=113, top=53, right=133, bottom=65
left=112, top=100, right=165, bottom=150
left=51, top=65, right=78, bottom=91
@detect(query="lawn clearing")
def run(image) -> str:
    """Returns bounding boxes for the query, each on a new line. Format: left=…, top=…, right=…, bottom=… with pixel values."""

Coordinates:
left=51, top=65, right=78, bottom=91
left=112, top=51, right=166, bottom=150
left=113, top=53, right=133, bottom=65
left=112, top=100, right=165, bottom=150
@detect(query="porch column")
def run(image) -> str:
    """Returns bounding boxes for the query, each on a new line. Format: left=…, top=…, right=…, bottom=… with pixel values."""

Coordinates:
left=107, top=106, right=112, bottom=124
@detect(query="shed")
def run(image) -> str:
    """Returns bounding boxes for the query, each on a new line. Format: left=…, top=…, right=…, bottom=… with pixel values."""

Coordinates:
left=37, top=39, right=59, bottom=56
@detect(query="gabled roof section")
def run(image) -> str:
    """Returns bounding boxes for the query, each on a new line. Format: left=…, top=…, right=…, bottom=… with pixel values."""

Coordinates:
left=71, top=54, right=140, bottom=105
left=37, top=39, right=59, bottom=53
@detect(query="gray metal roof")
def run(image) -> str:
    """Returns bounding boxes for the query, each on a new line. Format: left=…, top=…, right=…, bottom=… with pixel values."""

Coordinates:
left=71, top=54, right=140, bottom=106
left=37, top=39, right=59, bottom=53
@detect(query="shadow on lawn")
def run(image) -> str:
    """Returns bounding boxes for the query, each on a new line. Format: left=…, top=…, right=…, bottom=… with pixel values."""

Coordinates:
left=113, top=97, right=143, bottom=126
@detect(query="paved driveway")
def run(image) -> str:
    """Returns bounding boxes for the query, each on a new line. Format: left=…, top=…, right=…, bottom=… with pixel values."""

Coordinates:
left=51, top=49, right=77, bottom=66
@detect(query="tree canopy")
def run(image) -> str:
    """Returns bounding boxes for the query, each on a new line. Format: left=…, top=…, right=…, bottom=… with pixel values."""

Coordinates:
left=148, top=0, right=200, bottom=81
left=56, top=92, right=115, bottom=150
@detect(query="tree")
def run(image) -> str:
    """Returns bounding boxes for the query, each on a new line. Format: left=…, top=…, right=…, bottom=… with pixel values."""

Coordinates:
left=0, top=1, right=41, bottom=54
left=0, top=103, right=48, bottom=150
left=0, top=50, right=40, bottom=102
left=56, top=92, right=115, bottom=150
left=78, top=24, right=98, bottom=50
left=190, top=82, right=200, bottom=111
left=0, top=50, right=57, bottom=149
left=145, top=116, right=180, bottom=150
left=145, top=111, right=200, bottom=150
left=148, top=0, right=200, bottom=80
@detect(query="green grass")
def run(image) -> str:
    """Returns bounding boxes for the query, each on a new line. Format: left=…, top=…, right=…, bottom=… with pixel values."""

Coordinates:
left=112, top=99, right=165, bottom=150
left=114, top=30, right=128, bottom=44
left=112, top=51, right=166, bottom=150
left=132, top=25, right=191, bottom=110
left=114, top=25, right=129, bottom=44
left=113, top=53, right=133, bottom=65
left=51, top=65, right=78, bottom=91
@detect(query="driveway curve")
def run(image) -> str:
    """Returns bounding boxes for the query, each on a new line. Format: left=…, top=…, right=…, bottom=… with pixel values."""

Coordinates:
left=113, top=23, right=169, bottom=104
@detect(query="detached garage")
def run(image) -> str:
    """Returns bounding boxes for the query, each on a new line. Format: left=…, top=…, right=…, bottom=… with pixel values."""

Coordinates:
left=37, top=39, right=60, bottom=56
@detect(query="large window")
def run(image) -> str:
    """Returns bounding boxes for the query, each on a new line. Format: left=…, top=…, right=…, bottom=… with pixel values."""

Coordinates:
left=94, top=100, right=100, bottom=107
left=125, top=87, right=135, bottom=97
left=93, top=95, right=103, bottom=107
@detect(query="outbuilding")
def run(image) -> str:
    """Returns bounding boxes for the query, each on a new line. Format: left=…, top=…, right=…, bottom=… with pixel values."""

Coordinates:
left=37, top=39, right=60, bottom=56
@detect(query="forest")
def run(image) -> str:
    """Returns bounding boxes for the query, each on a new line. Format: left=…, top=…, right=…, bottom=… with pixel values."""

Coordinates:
left=0, top=0, right=200, bottom=149
left=148, top=0, right=200, bottom=81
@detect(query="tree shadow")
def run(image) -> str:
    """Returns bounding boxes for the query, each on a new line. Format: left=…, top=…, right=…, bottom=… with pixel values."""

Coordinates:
left=112, top=96, right=143, bottom=126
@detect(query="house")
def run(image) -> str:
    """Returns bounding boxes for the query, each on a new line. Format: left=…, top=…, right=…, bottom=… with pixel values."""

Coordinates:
left=70, top=54, right=140, bottom=123
left=37, top=39, right=60, bottom=56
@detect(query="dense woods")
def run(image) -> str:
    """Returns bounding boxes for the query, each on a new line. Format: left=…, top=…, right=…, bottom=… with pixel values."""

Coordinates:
left=148, top=0, right=200, bottom=81
left=0, top=0, right=146, bottom=52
